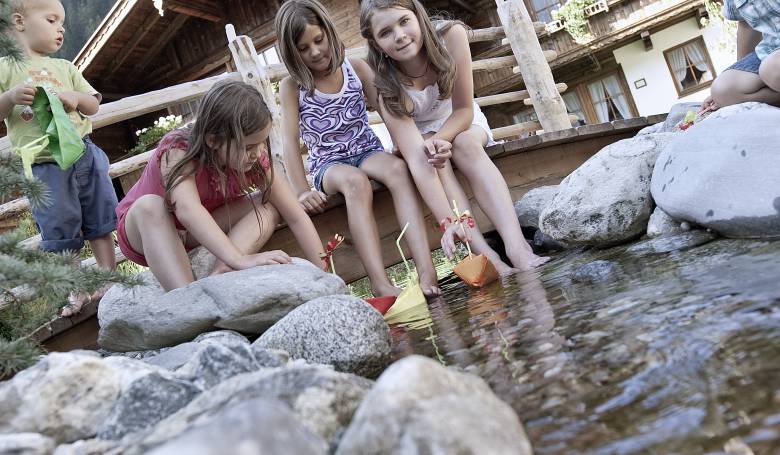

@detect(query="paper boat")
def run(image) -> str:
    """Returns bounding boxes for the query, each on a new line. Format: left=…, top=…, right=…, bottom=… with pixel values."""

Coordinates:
left=453, top=253, right=498, bottom=288
left=365, top=296, right=396, bottom=315
left=383, top=222, right=427, bottom=321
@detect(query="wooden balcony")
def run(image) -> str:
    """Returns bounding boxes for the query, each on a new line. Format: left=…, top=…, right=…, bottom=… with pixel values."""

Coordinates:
left=474, top=0, right=706, bottom=96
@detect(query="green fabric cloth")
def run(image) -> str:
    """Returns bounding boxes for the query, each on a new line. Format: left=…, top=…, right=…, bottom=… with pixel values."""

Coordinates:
left=32, top=87, right=85, bottom=170
left=0, top=56, right=98, bottom=163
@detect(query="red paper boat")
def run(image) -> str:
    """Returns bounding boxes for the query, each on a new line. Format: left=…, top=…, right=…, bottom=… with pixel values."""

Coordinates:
left=366, top=296, right=397, bottom=315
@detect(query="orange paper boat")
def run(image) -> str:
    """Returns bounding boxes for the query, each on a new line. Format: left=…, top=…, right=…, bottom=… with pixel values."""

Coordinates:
left=453, top=253, right=498, bottom=288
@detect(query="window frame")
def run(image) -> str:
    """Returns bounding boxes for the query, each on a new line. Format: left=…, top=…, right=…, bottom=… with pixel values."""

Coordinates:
left=523, top=0, right=560, bottom=24
left=663, top=36, right=717, bottom=97
left=572, top=69, right=638, bottom=124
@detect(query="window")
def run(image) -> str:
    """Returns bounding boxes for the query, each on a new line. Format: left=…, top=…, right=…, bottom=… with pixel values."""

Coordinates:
left=586, top=74, right=632, bottom=123
left=562, top=92, right=587, bottom=125
left=529, top=0, right=560, bottom=23
left=259, top=45, right=280, bottom=66
left=663, top=37, right=715, bottom=96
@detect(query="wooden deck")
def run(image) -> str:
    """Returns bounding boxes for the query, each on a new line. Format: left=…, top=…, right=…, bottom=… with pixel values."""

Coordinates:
left=34, top=115, right=663, bottom=352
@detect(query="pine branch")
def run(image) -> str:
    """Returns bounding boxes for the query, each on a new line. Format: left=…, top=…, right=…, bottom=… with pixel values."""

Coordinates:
left=0, top=338, right=42, bottom=378
left=0, top=0, right=23, bottom=61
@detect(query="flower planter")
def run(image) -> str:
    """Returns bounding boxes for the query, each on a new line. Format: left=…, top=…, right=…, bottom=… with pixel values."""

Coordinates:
left=546, top=20, right=565, bottom=33
left=584, top=0, right=608, bottom=16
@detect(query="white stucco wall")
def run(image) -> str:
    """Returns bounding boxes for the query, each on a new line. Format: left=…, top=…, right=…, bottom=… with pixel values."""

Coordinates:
left=613, top=18, right=736, bottom=116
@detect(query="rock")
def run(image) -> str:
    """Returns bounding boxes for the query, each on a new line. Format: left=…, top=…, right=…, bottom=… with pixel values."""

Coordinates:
left=188, top=246, right=218, bottom=280
left=661, top=102, right=701, bottom=131
left=646, top=207, right=686, bottom=238
left=651, top=103, right=780, bottom=238
left=0, top=353, right=121, bottom=443
left=144, top=343, right=202, bottom=371
left=131, top=365, right=372, bottom=452
left=250, top=347, right=291, bottom=368
left=533, top=229, right=569, bottom=253
left=173, top=342, right=259, bottom=390
left=514, top=185, right=558, bottom=228
left=539, top=133, right=675, bottom=246
left=636, top=122, right=664, bottom=135
left=627, top=230, right=717, bottom=255
left=336, top=355, right=532, bottom=455
left=253, top=295, right=391, bottom=377
left=0, top=433, right=55, bottom=455
left=97, top=358, right=202, bottom=440
left=571, top=260, right=619, bottom=284
left=146, top=399, right=327, bottom=455
left=52, top=439, right=119, bottom=455
left=98, top=258, right=348, bottom=351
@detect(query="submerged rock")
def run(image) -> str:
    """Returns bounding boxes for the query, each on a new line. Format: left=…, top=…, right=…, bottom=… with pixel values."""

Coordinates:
left=651, top=103, right=780, bottom=239
left=146, top=398, right=327, bottom=455
left=98, top=259, right=348, bottom=351
left=514, top=185, right=558, bottom=229
left=336, top=355, right=531, bottom=455
left=0, top=433, right=55, bottom=455
left=627, top=230, right=717, bottom=255
left=540, top=133, right=675, bottom=246
left=572, top=260, right=620, bottom=284
left=253, top=295, right=391, bottom=378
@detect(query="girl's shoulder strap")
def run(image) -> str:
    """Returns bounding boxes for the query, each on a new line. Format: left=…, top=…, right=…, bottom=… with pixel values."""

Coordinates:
left=343, top=58, right=361, bottom=87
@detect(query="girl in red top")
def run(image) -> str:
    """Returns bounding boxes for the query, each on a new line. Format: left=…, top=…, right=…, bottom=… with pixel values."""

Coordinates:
left=116, top=80, right=326, bottom=291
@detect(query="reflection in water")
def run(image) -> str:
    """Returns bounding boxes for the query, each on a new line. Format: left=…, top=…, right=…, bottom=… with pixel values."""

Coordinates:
left=388, top=238, right=780, bottom=454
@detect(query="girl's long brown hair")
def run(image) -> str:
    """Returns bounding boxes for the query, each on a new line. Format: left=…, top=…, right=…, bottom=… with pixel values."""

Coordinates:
left=163, top=80, right=274, bottom=211
left=360, top=0, right=457, bottom=118
left=275, top=0, right=346, bottom=96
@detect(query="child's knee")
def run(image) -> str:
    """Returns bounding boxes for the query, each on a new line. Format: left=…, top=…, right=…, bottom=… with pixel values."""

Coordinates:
left=710, top=74, right=738, bottom=106
left=131, top=195, right=168, bottom=219
left=759, top=56, right=780, bottom=90
left=452, top=132, right=483, bottom=161
left=341, top=171, right=372, bottom=197
left=383, top=158, right=411, bottom=188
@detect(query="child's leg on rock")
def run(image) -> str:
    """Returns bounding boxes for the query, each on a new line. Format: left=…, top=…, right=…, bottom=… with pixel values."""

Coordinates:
left=323, top=164, right=400, bottom=298
left=759, top=49, right=780, bottom=94
left=122, top=194, right=195, bottom=292
left=208, top=191, right=280, bottom=276
left=360, top=152, right=440, bottom=297
left=436, top=163, right=515, bottom=275
left=449, top=126, right=549, bottom=270
left=711, top=68, right=780, bottom=108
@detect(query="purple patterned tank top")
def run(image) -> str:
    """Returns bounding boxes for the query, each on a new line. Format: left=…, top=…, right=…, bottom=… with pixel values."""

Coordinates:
left=299, top=59, right=383, bottom=175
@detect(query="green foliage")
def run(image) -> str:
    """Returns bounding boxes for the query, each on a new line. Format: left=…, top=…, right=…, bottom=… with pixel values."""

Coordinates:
left=0, top=338, right=41, bottom=379
left=702, top=0, right=737, bottom=55
left=127, top=115, right=183, bottom=156
left=0, top=0, right=21, bottom=60
left=553, top=0, right=595, bottom=44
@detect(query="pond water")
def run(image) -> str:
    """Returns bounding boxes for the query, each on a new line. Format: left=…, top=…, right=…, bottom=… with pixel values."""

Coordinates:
left=388, top=235, right=780, bottom=454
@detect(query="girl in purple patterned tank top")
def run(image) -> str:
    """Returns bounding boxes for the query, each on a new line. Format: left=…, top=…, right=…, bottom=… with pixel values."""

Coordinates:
left=276, top=0, right=444, bottom=297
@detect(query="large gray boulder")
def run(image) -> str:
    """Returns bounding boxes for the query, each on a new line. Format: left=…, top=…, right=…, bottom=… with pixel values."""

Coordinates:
left=336, top=355, right=532, bottom=455
left=146, top=399, right=327, bottom=455
left=539, top=133, right=675, bottom=245
left=98, top=258, right=348, bottom=351
left=651, top=103, right=780, bottom=238
left=514, top=185, right=558, bottom=229
left=0, top=353, right=121, bottom=443
left=253, top=295, right=391, bottom=377
left=129, top=364, right=373, bottom=453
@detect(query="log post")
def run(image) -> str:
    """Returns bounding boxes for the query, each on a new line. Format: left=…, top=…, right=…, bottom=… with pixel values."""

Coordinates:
left=495, top=0, right=570, bottom=132
left=225, top=24, right=286, bottom=178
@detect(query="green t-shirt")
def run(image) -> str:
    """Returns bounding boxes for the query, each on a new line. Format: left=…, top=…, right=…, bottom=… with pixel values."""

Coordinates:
left=0, top=56, right=99, bottom=164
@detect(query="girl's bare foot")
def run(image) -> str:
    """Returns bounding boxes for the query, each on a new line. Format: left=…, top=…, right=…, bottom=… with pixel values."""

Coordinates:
left=493, top=259, right=516, bottom=276
left=418, top=269, right=441, bottom=297
left=90, top=284, right=113, bottom=303
left=61, top=291, right=90, bottom=317
left=508, top=246, right=551, bottom=271
left=372, top=283, right=402, bottom=298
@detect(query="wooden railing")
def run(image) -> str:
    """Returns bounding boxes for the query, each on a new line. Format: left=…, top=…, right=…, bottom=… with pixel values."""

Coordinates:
left=0, top=0, right=573, bottom=266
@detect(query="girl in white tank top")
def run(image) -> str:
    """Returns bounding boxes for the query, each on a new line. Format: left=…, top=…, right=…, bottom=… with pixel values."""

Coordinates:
left=361, top=0, right=550, bottom=271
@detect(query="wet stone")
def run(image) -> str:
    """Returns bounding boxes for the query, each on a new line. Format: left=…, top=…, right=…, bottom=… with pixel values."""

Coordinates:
left=627, top=230, right=717, bottom=255
left=571, top=260, right=619, bottom=283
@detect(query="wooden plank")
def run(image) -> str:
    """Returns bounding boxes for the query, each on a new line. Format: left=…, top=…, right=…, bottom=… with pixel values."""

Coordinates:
left=612, top=117, right=648, bottom=130
left=130, top=13, right=190, bottom=79
left=165, top=0, right=223, bottom=22
left=646, top=113, right=668, bottom=124
left=103, top=8, right=161, bottom=80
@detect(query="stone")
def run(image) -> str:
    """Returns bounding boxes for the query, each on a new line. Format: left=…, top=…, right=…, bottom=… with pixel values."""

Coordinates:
left=52, top=439, right=119, bottom=455
left=97, top=364, right=201, bottom=440
left=253, top=295, right=391, bottom=377
left=98, top=258, right=348, bottom=351
left=144, top=343, right=202, bottom=371
left=571, top=260, right=619, bottom=284
left=250, top=347, right=291, bottom=368
left=514, top=185, right=558, bottom=228
left=130, top=365, right=372, bottom=453
left=146, top=399, right=327, bottom=455
left=173, top=342, right=259, bottom=390
left=0, top=353, right=121, bottom=443
left=0, top=433, right=55, bottom=455
left=636, top=122, right=664, bottom=135
left=661, top=102, right=701, bottom=132
left=646, top=207, right=686, bottom=238
left=627, top=230, right=717, bottom=255
left=336, top=356, right=532, bottom=455
left=533, top=229, right=569, bottom=253
left=651, top=103, right=780, bottom=239
left=539, top=133, right=675, bottom=246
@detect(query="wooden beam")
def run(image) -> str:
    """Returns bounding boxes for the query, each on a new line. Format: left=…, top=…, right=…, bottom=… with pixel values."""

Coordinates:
left=130, top=13, right=189, bottom=79
left=103, top=8, right=162, bottom=80
left=496, top=0, right=570, bottom=132
left=165, top=0, right=223, bottom=22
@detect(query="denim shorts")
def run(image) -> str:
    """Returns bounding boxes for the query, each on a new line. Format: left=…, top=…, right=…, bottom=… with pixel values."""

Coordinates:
left=31, top=137, right=118, bottom=253
left=312, top=148, right=384, bottom=193
left=725, top=51, right=761, bottom=74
